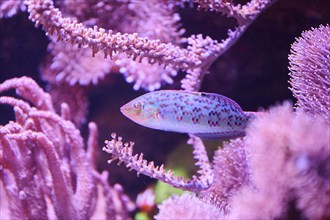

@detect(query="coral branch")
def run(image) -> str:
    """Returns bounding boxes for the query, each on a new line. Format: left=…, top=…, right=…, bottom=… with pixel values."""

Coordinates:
left=87, top=122, right=99, bottom=169
left=6, top=130, right=76, bottom=219
left=92, top=171, right=135, bottom=220
left=25, top=0, right=274, bottom=93
left=25, top=0, right=201, bottom=70
left=188, top=134, right=214, bottom=187
left=0, top=76, right=54, bottom=111
left=195, top=0, right=277, bottom=25
left=103, top=133, right=212, bottom=192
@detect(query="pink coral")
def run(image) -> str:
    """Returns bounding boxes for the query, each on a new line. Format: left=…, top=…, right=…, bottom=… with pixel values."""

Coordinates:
left=200, top=138, right=250, bottom=214
left=38, top=0, right=183, bottom=91
left=0, top=77, right=134, bottom=219
left=103, top=133, right=213, bottom=192
left=154, top=103, right=329, bottom=219
left=23, top=0, right=276, bottom=92
left=229, top=103, right=329, bottom=219
left=289, top=24, right=330, bottom=121
left=155, top=193, right=223, bottom=220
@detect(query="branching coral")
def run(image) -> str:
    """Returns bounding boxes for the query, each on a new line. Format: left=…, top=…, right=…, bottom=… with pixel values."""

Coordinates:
left=103, top=133, right=213, bottom=192
left=37, top=0, right=184, bottom=91
left=0, top=77, right=134, bottom=219
left=19, top=0, right=275, bottom=91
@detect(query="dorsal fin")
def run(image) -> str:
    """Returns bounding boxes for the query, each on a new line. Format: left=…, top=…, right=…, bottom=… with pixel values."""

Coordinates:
left=199, top=92, right=244, bottom=111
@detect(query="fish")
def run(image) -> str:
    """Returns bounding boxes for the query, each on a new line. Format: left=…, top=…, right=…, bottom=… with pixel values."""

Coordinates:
left=120, top=90, right=257, bottom=140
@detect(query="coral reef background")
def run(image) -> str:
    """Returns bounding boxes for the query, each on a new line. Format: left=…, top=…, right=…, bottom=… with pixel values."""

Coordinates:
left=1, top=0, right=329, bottom=202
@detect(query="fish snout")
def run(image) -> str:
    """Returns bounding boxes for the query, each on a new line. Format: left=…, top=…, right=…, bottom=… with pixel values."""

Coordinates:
left=120, top=103, right=132, bottom=117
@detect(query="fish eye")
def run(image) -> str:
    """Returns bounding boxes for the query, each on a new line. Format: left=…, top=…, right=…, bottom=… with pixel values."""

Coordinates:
left=133, top=102, right=142, bottom=110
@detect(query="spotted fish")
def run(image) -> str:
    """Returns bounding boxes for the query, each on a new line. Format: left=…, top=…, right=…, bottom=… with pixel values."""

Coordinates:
left=120, top=90, right=257, bottom=140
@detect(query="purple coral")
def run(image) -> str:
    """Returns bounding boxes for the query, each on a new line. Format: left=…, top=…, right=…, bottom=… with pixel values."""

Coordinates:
left=154, top=103, right=330, bottom=219
left=155, top=193, right=223, bottom=220
left=289, top=24, right=330, bottom=121
left=103, top=133, right=213, bottom=192
left=22, top=0, right=277, bottom=92
left=0, top=77, right=134, bottom=219
left=200, top=138, right=250, bottom=214
left=229, top=103, right=330, bottom=219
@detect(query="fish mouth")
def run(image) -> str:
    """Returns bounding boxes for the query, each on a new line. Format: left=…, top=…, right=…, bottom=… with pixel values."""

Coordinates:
left=120, top=103, right=131, bottom=117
